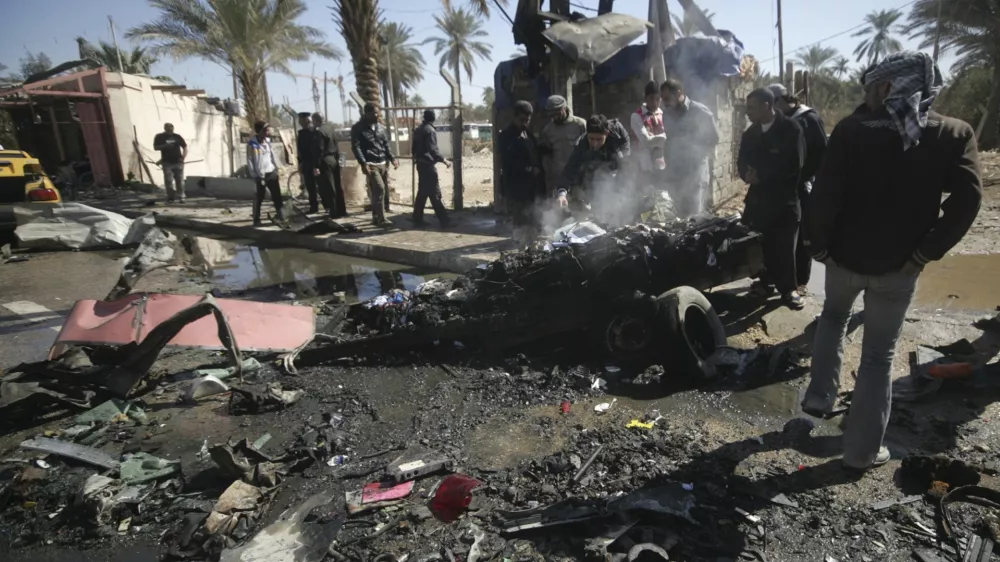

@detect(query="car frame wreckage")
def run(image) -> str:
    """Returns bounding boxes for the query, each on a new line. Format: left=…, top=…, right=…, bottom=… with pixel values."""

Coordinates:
left=287, top=215, right=763, bottom=380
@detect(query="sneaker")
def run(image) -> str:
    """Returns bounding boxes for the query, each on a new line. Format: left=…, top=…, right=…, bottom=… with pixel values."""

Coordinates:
left=783, top=291, right=805, bottom=310
left=843, top=447, right=890, bottom=470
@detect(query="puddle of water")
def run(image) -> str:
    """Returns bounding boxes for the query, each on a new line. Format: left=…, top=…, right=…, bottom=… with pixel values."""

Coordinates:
left=808, top=254, right=999, bottom=312
left=915, top=254, right=1000, bottom=311
left=172, top=231, right=452, bottom=302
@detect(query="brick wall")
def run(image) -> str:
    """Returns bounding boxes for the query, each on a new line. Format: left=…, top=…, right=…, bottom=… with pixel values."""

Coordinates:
left=710, top=77, right=753, bottom=209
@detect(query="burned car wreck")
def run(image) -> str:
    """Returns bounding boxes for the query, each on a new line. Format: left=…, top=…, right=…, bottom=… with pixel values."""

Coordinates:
left=295, top=216, right=763, bottom=379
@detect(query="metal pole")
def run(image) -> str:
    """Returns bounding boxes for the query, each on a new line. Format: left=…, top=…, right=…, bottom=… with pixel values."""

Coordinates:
left=108, top=16, right=125, bottom=73
left=777, top=0, right=785, bottom=83
left=324, top=71, right=329, bottom=118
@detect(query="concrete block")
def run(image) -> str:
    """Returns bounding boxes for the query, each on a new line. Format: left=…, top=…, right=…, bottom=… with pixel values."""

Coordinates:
left=185, top=177, right=256, bottom=200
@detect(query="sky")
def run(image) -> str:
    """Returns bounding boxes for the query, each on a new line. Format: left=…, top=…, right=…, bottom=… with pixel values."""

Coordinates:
left=0, top=0, right=938, bottom=124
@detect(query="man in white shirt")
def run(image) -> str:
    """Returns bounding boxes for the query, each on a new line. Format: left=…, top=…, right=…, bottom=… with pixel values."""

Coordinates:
left=247, top=120, right=284, bottom=225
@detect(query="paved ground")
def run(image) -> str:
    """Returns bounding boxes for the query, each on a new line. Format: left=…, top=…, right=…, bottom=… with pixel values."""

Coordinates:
left=0, top=250, right=131, bottom=366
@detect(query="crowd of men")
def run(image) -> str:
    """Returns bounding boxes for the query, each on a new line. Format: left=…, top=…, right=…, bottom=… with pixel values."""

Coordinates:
left=497, top=79, right=721, bottom=244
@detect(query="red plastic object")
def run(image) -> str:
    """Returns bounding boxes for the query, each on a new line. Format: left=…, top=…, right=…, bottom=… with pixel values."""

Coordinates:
left=430, top=474, right=482, bottom=523
left=362, top=481, right=414, bottom=504
left=561, top=400, right=571, bottom=414
left=49, top=293, right=315, bottom=359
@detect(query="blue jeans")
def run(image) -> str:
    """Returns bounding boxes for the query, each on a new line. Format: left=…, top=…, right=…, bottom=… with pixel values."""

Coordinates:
left=803, top=261, right=918, bottom=467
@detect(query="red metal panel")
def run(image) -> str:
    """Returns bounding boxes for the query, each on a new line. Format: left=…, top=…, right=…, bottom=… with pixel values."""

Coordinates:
left=50, top=293, right=316, bottom=358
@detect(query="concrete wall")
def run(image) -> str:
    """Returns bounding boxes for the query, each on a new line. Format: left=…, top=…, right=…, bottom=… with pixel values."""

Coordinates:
left=105, top=73, right=238, bottom=185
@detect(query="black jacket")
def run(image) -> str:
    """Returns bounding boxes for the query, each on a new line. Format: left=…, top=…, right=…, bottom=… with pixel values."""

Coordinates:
left=413, top=122, right=445, bottom=166
left=557, top=118, right=631, bottom=195
left=350, top=120, right=395, bottom=165
left=297, top=127, right=321, bottom=169
left=808, top=107, right=982, bottom=275
left=788, top=105, right=827, bottom=185
left=738, top=111, right=804, bottom=229
left=498, top=125, right=544, bottom=202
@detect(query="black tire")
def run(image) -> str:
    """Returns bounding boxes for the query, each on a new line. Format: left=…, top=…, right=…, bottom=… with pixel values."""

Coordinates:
left=594, top=293, right=675, bottom=367
left=657, top=286, right=727, bottom=379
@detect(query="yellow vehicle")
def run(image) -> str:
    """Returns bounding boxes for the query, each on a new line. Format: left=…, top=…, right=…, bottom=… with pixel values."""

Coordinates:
left=0, top=150, right=62, bottom=230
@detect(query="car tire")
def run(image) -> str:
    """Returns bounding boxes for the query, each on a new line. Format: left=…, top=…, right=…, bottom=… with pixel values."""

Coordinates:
left=594, top=293, right=675, bottom=367
left=657, top=286, right=727, bottom=379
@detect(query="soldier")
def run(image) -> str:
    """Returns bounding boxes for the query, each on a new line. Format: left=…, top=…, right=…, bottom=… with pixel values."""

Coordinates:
left=538, top=95, right=586, bottom=197
left=313, top=112, right=346, bottom=218
left=297, top=112, right=322, bottom=213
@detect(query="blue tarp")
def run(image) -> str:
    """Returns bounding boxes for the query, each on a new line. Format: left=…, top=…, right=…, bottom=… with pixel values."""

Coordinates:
left=494, top=30, right=745, bottom=111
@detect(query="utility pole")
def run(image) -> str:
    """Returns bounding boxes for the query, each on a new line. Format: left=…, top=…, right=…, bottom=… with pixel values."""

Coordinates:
left=337, top=75, right=349, bottom=126
left=108, top=16, right=124, bottom=73
left=932, top=0, right=943, bottom=63
left=324, top=71, right=329, bottom=118
left=777, top=0, right=785, bottom=84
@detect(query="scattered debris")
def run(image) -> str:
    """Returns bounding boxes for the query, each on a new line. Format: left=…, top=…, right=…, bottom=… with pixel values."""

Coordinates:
left=430, top=474, right=482, bottom=523
left=183, top=375, right=231, bottom=401
left=219, top=490, right=342, bottom=562
left=19, top=437, right=119, bottom=469
left=229, top=383, right=304, bottom=415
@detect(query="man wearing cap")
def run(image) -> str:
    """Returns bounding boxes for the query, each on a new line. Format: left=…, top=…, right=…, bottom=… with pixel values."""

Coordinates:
left=313, top=112, right=345, bottom=218
left=538, top=95, right=586, bottom=197
left=351, top=103, right=397, bottom=226
left=498, top=100, right=544, bottom=244
left=247, top=121, right=283, bottom=225
left=412, top=109, right=451, bottom=228
left=768, top=83, right=828, bottom=292
left=802, top=52, right=981, bottom=471
left=555, top=114, right=631, bottom=223
left=297, top=112, right=322, bottom=213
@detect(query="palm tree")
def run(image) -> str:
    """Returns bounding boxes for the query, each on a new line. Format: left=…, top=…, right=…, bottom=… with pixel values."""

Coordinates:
left=672, top=9, right=715, bottom=38
left=128, top=0, right=339, bottom=126
left=425, top=7, right=492, bottom=105
left=832, top=56, right=851, bottom=79
left=793, top=45, right=840, bottom=76
left=852, top=9, right=905, bottom=65
left=378, top=21, right=425, bottom=106
left=333, top=0, right=382, bottom=108
left=509, top=45, right=527, bottom=60
left=904, top=0, right=1000, bottom=148
left=481, top=86, right=495, bottom=107
left=76, top=37, right=159, bottom=74
left=410, top=93, right=426, bottom=106
left=442, top=0, right=506, bottom=17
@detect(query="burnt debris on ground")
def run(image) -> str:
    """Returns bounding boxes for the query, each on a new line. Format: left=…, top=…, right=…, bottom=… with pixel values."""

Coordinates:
left=2, top=216, right=1000, bottom=562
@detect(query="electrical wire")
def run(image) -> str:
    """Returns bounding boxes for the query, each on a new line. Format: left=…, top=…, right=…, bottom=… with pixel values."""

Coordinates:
left=759, top=0, right=920, bottom=64
left=569, top=1, right=598, bottom=12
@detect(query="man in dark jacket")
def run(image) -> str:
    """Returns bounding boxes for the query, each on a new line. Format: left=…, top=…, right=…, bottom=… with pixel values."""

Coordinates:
left=498, top=101, right=544, bottom=244
left=313, top=112, right=345, bottom=218
left=555, top=115, right=631, bottom=223
left=769, top=83, right=828, bottom=291
left=802, top=52, right=981, bottom=471
left=297, top=112, right=322, bottom=213
left=738, top=87, right=806, bottom=309
left=351, top=103, right=398, bottom=226
left=412, top=110, right=451, bottom=228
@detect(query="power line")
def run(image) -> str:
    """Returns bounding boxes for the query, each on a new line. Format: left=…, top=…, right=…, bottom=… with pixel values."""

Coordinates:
left=569, top=2, right=598, bottom=12
left=758, top=0, right=919, bottom=64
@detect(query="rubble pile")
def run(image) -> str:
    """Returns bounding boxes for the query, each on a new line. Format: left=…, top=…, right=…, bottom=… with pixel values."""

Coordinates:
left=337, top=217, right=758, bottom=341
